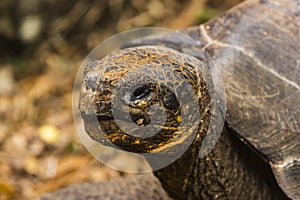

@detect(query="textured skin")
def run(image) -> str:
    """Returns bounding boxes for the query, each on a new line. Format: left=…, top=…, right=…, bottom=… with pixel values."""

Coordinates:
left=42, top=174, right=171, bottom=200
left=42, top=0, right=300, bottom=199
left=154, top=127, right=289, bottom=199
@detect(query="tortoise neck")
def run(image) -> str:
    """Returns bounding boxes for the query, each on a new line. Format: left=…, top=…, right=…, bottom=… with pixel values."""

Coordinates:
left=153, top=126, right=288, bottom=200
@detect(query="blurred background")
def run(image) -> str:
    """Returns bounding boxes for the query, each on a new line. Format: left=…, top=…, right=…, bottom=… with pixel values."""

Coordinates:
left=0, top=0, right=243, bottom=199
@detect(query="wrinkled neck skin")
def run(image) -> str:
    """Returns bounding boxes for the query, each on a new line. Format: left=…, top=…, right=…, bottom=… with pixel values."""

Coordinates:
left=153, top=126, right=288, bottom=200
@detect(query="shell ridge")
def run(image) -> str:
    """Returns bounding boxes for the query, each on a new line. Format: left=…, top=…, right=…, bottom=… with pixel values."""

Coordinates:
left=199, top=25, right=300, bottom=91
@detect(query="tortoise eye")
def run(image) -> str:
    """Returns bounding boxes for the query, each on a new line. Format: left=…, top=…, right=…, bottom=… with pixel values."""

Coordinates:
left=162, top=86, right=179, bottom=111
left=130, top=86, right=150, bottom=101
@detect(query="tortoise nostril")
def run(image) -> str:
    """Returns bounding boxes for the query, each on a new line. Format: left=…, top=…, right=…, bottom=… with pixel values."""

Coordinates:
left=85, top=74, right=98, bottom=92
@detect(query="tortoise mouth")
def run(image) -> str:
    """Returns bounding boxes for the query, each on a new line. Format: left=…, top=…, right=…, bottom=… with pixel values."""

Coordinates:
left=96, top=115, right=114, bottom=121
left=81, top=109, right=184, bottom=153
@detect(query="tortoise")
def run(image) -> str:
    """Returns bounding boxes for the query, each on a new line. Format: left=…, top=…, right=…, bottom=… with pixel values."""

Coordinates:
left=42, top=0, right=300, bottom=199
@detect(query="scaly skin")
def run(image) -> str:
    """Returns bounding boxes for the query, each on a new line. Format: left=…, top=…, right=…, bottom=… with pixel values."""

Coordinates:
left=154, top=126, right=289, bottom=199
